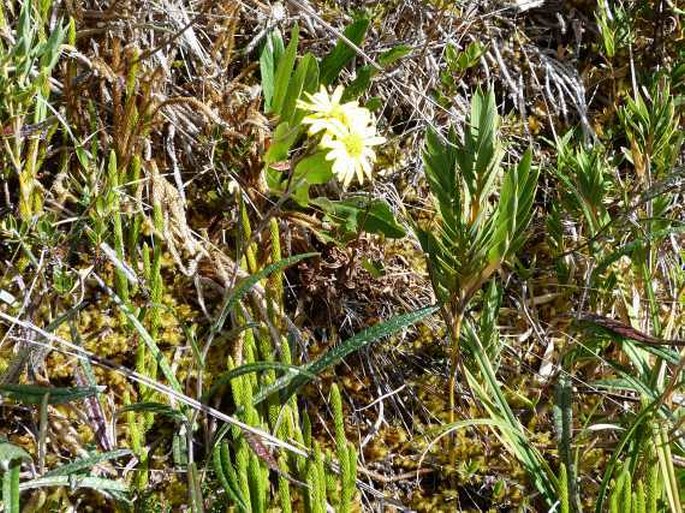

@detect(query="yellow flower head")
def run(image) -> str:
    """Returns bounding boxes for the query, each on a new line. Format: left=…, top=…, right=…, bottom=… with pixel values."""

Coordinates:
left=297, top=85, right=385, bottom=188
left=298, top=85, right=371, bottom=137
left=320, top=125, right=386, bottom=188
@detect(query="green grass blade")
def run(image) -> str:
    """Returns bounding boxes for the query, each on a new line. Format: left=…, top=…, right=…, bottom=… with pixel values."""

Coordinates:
left=117, top=402, right=187, bottom=422
left=594, top=405, right=658, bottom=513
left=188, top=462, right=204, bottom=513
left=655, top=423, right=682, bottom=513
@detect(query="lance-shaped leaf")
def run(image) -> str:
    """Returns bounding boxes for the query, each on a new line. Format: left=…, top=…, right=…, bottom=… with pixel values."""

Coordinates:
left=489, top=147, right=538, bottom=263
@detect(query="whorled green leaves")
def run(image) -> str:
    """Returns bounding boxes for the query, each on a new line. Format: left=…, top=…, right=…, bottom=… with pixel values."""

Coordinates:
left=416, top=88, right=549, bottom=503
left=417, top=88, right=539, bottom=306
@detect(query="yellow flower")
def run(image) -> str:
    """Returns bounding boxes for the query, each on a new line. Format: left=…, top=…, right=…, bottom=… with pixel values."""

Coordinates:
left=319, top=125, right=386, bottom=188
left=297, top=85, right=371, bottom=137
left=297, top=85, right=386, bottom=188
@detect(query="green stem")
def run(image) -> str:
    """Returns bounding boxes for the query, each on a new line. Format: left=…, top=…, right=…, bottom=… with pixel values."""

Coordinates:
left=447, top=308, right=464, bottom=428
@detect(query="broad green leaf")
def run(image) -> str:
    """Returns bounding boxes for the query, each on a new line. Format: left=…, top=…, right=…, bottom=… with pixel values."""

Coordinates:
left=378, top=44, right=412, bottom=67
left=342, top=39, right=410, bottom=101
left=361, top=258, right=385, bottom=278
left=289, top=152, right=335, bottom=206
left=264, top=121, right=300, bottom=166
left=342, top=65, right=374, bottom=100
left=314, top=197, right=359, bottom=233
left=451, top=41, right=485, bottom=72
left=320, top=18, right=369, bottom=86
left=293, top=151, right=334, bottom=185
left=291, top=181, right=312, bottom=206
left=265, top=164, right=286, bottom=192
left=365, top=96, right=383, bottom=111
left=312, top=196, right=406, bottom=238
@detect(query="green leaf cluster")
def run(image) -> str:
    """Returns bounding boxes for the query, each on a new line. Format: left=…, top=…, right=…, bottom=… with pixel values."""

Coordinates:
left=417, top=88, right=539, bottom=306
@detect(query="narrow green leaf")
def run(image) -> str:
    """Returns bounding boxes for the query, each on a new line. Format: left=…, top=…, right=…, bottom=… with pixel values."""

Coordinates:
left=254, top=305, right=438, bottom=404
left=0, top=384, right=102, bottom=405
left=208, top=253, right=318, bottom=342
left=281, top=53, right=316, bottom=123
left=117, top=402, right=186, bottom=422
left=44, top=450, right=131, bottom=477
left=39, top=21, right=66, bottom=72
left=272, top=25, right=300, bottom=117
left=320, top=18, right=369, bottom=86
left=422, top=127, right=459, bottom=228
left=0, top=443, right=31, bottom=466
left=301, top=53, right=321, bottom=96
left=188, top=462, right=204, bottom=513
left=260, top=30, right=284, bottom=112
left=19, top=475, right=128, bottom=493
left=2, top=464, right=20, bottom=513
left=204, top=362, right=316, bottom=402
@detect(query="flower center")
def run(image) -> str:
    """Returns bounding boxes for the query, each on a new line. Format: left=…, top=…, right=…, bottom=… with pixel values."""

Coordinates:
left=341, top=132, right=365, bottom=158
